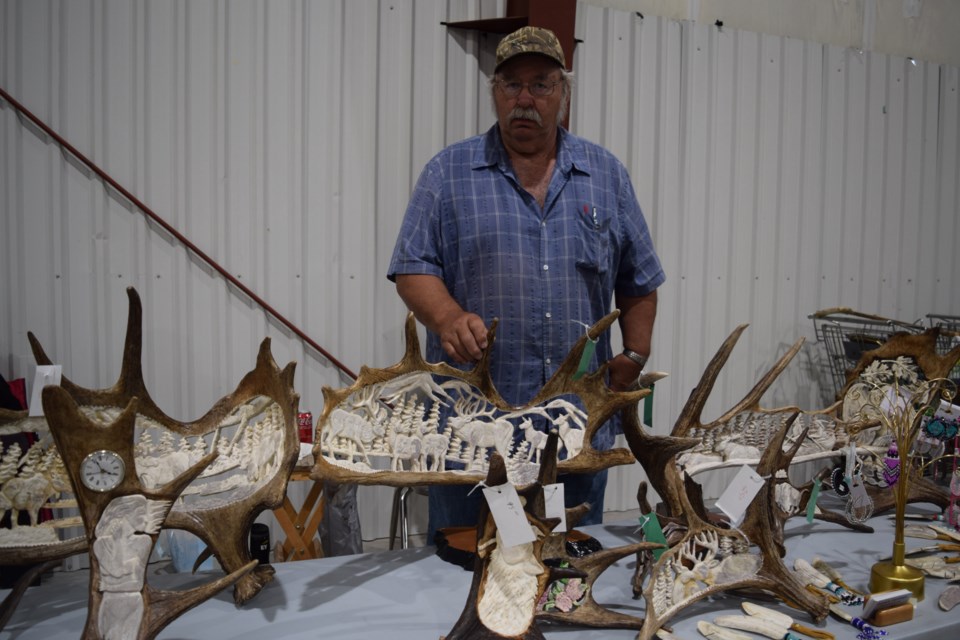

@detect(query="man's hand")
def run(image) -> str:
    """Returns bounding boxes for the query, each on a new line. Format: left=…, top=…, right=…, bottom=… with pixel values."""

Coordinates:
left=395, top=274, right=489, bottom=364
left=437, top=310, right=489, bottom=364
left=608, top=353, right=644, bottom=392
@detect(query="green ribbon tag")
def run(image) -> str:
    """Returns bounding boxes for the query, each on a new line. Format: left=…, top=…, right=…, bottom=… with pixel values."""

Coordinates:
left=643, top=383, right=655, bottom=427
left=572, top=336, right=597, bottom=380
left=806, top=478, right=821, bottom=523
left=639, top=512, right=668, bottom=560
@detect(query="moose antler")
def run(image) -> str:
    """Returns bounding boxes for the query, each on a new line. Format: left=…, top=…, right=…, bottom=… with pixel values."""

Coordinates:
left=622, top=326, right=831, bottom=640
left=312, top=310, right=650, bottom=488
left=24, top=287, right=300, bottom=605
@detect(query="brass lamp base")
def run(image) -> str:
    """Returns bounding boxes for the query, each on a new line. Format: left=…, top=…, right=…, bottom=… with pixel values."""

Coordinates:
left=869, top=561, right=925, bottom=601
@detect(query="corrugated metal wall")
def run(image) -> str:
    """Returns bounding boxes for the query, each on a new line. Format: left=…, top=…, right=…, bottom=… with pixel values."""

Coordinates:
left=2, top=0, right=958, bottom=543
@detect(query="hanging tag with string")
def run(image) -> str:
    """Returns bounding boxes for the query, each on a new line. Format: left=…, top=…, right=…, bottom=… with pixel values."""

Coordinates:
left=543, top=483, right=567, bottom=532
left=715, top=465, right=766, bottom=526
left=482, top=483, right=535, bottom=548
left=806, top=477, right=821, bottom=523
left=638, top=512, right=668, bottom=560
left=845, top=441, right=858, bottom=487
left=572, top=320, right=597, bottom=380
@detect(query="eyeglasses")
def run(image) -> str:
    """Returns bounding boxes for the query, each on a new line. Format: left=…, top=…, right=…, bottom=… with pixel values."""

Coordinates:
left=494, top=79, right=562, bottom=98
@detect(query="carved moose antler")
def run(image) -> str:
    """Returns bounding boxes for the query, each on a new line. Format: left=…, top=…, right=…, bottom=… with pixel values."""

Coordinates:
left=312, top=311, right=654, bottom=488
left=24, top=287, right=300, bottom=605
left=622, top=326, right=832, bottom=640
left=41, top=387, right=257, bottom=640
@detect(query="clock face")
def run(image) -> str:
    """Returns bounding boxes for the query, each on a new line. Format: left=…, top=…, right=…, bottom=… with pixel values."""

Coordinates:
left=80, top=450, right=126, bottom=492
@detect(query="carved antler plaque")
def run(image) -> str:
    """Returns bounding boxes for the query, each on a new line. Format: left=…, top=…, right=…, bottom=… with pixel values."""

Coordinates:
left=312, top=311, right=655, bottom=487
left=24, top=287, right=301, bottom=605
left=41, top=387, right=258, bottom=640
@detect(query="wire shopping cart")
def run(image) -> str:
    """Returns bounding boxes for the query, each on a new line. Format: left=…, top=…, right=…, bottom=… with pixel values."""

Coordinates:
left=926, top=314, right=960, bottom=383
left=810, top=308, right=925, bottom=398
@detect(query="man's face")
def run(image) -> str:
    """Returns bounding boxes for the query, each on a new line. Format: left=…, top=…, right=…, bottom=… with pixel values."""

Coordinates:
left=493, top=55, right=566, bottom=153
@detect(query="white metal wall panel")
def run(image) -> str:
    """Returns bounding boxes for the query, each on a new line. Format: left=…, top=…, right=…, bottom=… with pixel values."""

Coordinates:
left=2, top=1, right=960, bottom=542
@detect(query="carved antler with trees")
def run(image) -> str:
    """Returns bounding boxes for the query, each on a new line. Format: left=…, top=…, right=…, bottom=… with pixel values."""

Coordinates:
left=41, top=386, right=258, bottom=640
left=312, top=311, right=661, bottom=488
left=0, top=410, right=87, bottom=630
left=9, top=287, right=300, bottom=607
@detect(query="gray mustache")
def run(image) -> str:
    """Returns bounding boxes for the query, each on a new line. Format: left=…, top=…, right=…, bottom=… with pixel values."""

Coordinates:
left=508, top=107, right=543, bottom=125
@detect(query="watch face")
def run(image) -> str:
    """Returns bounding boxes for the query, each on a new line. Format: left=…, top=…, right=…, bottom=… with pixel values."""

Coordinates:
left=80, top=450, right=126, bottom=492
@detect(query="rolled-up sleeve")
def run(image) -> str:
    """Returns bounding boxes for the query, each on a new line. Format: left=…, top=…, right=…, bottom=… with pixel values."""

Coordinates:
left=615, top=167, right=665, bottom=297
left=388, top=161, right=445, bottom=282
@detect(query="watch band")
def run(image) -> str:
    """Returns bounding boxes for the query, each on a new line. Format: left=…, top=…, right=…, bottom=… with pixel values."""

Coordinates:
left=622, top=349, right=648, bottom=368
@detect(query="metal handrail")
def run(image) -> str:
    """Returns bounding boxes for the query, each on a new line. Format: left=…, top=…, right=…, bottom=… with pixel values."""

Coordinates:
left=0, top=85, right=357, bottom=382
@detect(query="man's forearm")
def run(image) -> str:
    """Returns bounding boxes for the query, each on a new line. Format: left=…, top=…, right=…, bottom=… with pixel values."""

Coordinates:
left=395, top=274, right=464, bottom=335
left=395, top=274, right=489, bottom=363
left=616, top=289, right=658, bottom=358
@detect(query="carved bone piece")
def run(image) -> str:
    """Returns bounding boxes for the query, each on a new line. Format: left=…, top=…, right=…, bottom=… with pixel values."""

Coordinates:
left=532, top=434, right=660, bottom=631
left=713, top=615, right=791, bottom=640
left=741, top=602, right=835, bottom=640
left=939, top=584, right=960, bottom=611
left=313, top=311, right=649, bottom=488
left=697, top=621, right=753, bottom=640
left=623, top=325, right=831, bottom=640
left=27, top=287, right=301, bottom=605
left=441, top=454, right=554, bottom=640
left=905, top=555, right=960, bottom=579
left=41, top=387, right=257, bottom=640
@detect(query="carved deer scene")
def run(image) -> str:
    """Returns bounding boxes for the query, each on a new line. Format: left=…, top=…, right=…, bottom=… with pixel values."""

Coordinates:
left=312, top=311, right=654, bottom=488
left=1, top=287, right=300, bottom=632
left=41, top=384, right=259, bottom=640
left=3, top=293, right=958, bottom=639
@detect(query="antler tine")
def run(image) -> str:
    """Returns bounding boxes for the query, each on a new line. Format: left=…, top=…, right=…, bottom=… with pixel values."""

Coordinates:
left=672, top=324, right=748, bottom=437
left=707, top=337, right=805, bottom=427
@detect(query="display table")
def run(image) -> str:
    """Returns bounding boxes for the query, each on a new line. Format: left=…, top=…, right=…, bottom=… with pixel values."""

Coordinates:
left=2, top=515, right=958, bottom=639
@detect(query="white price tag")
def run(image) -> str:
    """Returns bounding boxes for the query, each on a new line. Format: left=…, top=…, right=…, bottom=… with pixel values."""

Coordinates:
left=29, top=365, right=62, bottom=417
left=543, top=483, right=567, bottom=533
left=715, top=465, right=765, bottom=526
left=483, top=483, right=535, bottom=548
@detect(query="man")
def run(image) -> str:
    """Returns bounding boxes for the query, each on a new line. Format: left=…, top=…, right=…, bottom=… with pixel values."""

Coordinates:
left=387, top=26, right=664, bottom=540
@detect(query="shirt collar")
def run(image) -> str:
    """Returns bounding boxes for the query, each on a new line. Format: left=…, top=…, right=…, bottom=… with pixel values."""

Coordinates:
left=473, top=124, right=592, bottom=176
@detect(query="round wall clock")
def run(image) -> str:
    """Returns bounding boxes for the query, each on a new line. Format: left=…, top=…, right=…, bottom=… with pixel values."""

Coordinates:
left=80, top=449, right=126, bottom=492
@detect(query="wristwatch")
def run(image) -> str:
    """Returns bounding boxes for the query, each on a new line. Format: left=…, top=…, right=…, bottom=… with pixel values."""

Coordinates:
left=621, top=349, right=648, bottom=369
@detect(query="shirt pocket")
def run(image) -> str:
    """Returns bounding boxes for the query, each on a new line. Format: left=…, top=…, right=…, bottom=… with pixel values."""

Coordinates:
left=574, top=209, right=610, bottom=274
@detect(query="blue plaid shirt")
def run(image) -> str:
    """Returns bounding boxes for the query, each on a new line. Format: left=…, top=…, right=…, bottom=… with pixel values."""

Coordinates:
left=388, top=125, right=664, bottom=447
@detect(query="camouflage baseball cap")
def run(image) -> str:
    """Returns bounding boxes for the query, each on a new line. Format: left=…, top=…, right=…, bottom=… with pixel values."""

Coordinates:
left=495, top=26, right=565, bottom=71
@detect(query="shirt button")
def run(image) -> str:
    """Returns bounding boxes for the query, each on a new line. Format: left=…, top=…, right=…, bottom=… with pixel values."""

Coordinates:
left=545, top=312, right=552, bottom=319
left=545, top=358, right=552, bottom=364
left=542, top=264, right=549, bottom=271
left=541, top=221, right=546, bottom=227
